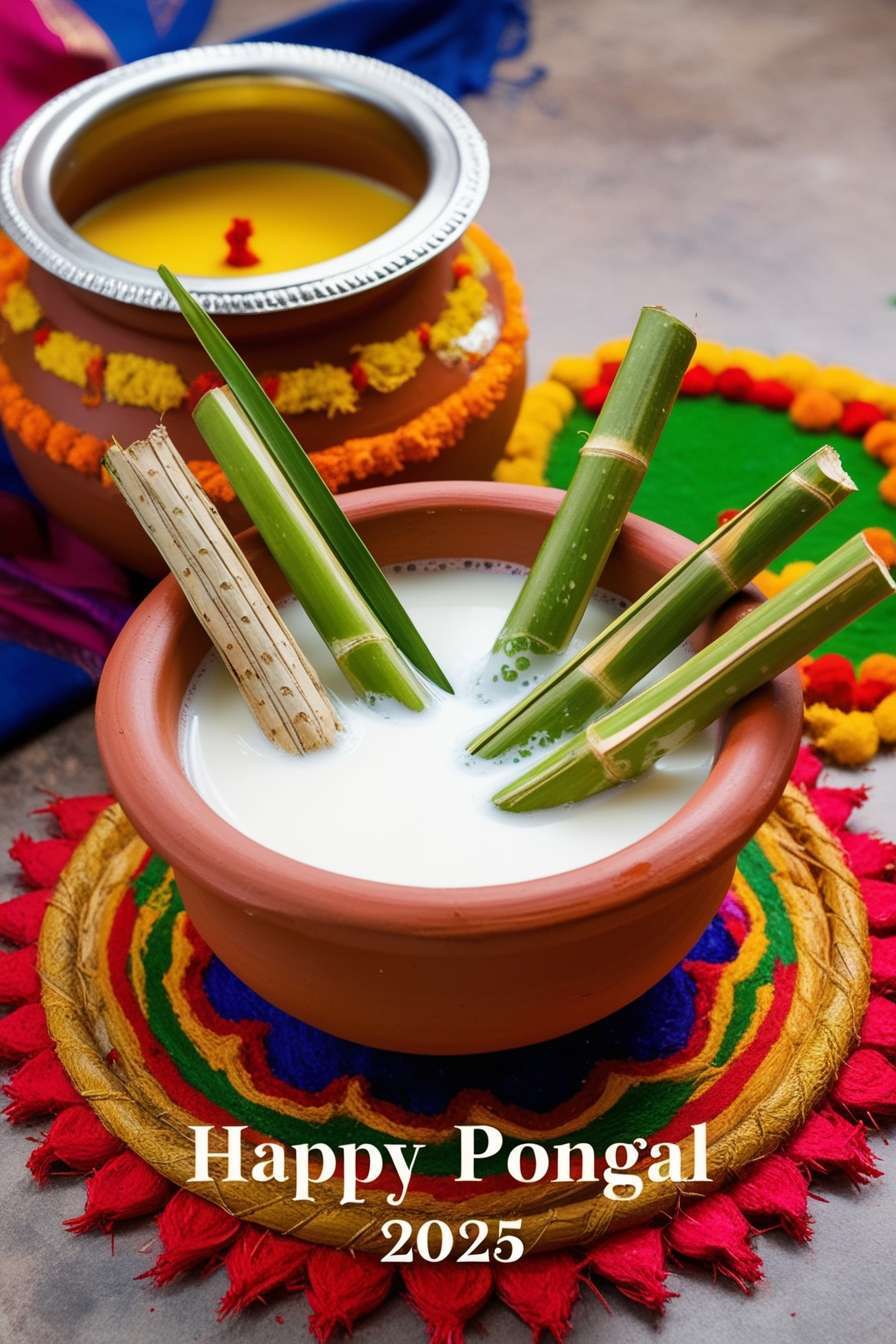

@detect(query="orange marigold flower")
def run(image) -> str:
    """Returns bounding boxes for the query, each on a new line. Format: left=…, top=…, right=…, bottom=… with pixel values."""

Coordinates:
left=859, top=653, right=896, bottom=688
left=789, top=387, right=843, bottom=431
left=0, top=381, right=24, bottom=408
left=864, top=527, right=896, bottom=568
left=45, top=421, right=79, bottom=463
left=3, top=396, right=33, bottom=431
left=880, top=466, right=896, bottom=507
left=66, top=433, right=107, bottom=474
left=863, top=419, right=896, bottom=466
left=18, top=405, right=53, bottom=452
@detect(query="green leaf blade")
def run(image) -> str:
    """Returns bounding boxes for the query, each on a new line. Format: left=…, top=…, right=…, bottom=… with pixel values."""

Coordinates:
left=158, top=265, right=453, bottom=694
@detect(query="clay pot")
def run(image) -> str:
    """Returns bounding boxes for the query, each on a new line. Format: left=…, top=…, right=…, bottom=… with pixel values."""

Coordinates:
left=0, top=46, right=525, bottom=574
left=96, top=482, right=802, bottom=1055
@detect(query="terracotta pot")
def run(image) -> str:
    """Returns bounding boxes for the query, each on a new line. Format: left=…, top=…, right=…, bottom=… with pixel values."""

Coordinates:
left=0, top=46, right=525, bottom=574
left=96, top=481, right=803, bottom=1055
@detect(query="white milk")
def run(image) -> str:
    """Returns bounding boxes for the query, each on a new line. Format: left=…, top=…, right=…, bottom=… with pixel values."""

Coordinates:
left=179, top=561, right=716, bottom=888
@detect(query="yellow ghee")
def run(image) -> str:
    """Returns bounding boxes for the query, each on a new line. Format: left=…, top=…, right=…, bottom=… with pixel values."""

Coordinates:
left=75, top=160, right=413, bottom=277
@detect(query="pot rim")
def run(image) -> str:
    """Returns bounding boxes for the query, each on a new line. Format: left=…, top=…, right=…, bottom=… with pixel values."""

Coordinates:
left=0, top=43, right=489, bottom=315
left=96, top=481, right=802, bottom=937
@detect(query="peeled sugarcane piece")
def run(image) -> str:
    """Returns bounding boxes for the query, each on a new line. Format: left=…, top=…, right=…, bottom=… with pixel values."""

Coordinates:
left=159, top=265, right=451, bottom=693
left=471, top=445, right=856, bottom=757
left=494, top=533, right=894, bottom=812
left=194, top=387, right=426, bottom=710
left=105, top=428, right=339, bottom=755
left=492, top=307, right=696, bottom=661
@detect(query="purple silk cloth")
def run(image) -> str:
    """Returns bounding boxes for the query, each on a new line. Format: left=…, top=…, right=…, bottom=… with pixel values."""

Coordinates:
left=0, top=519, right=132, bottom=680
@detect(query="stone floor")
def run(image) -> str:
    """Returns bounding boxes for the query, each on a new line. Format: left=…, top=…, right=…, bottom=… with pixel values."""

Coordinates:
left=2, top=1, right=895, bottom=1340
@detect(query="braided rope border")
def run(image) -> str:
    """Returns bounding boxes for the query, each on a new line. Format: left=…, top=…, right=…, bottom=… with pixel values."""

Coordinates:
left=38, top=787, right=868, bottom=1255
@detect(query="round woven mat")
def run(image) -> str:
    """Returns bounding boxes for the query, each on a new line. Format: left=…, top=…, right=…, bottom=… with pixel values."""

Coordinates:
left=39, top=784, right=867, bottom=1256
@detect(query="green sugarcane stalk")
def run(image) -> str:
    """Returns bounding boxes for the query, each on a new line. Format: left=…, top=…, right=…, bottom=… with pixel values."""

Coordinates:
left=494, top=533, right=894, bottom=812
left=471, top=445, right=855, bottom=757
left=492, top=307, right=696, bottom=662
left=194, top=387, right=426, bottom=711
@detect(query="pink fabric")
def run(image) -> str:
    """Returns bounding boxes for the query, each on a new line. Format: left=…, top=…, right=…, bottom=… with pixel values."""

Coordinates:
left=0, top=519, right=131, bottom=677
left=1, top=1, right=114, bottom=143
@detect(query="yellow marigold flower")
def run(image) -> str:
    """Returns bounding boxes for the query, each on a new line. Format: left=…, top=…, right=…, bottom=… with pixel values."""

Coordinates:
left=753, top=569, right=785, bottom=598
left=726, top=348, right=773, bottom=380
left=778, top=560, right=816, bottom=586
left=872, top=691, right=896, bottom=745
left=864, top=527, right=896, bottom=567
left=859, top=653, right=896, bottom=688
left=430, top=275, right=488, bottom=351
left=548, top=354, right=598, bottom=394
left=494, top=456, right=545, bottom=486
left=815, top=710, right=879, bottom=767
left=34, top=331, right=101, bottom=388
left=789, top=387, right=843, bottom=431
left=594, top=337, right=629, bottom=366
left=880, top=466, right=896, bottom=507
left=505, top=423, right=551, bottom=460
left=0, top=282, right=42, bottom=333
left=691, top=341, right=729, bottom=375
left=275, top=364, right=358, bottom=417
left=533, top=381, right=575, bottom=416
left=104, top=352, right=186, bottom=412
left=355, top=331, right=424, bottom=393
left=517, top=398, right=565, bottom=437
left=813, top=365, right=864, bottom=402
left=768, top=353, right=818, bottom=390
left=867, top=381, right=896, bottom=416
left=803, top=702, right=844, bottom=739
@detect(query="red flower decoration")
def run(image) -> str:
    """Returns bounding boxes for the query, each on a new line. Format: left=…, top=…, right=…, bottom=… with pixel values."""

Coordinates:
left=749, top=379, right=794, bottom=411
left=350, top=361, right=369, bottom=392
left=680, top=364, right=715, bottom=397
left=804, top=652, right=856, bottom=711
left=224, top=218, right=260, bottom=269
left=582, top=382, right=610, bottom=413
left=839, top=401, right=885, bottom=437
left=716, top=367, right=754, bottom=402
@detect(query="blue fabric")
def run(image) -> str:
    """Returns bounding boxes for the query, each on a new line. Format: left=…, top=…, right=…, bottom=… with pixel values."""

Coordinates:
left=202, top=913, right=736, bottom=1116
left=0, top=641, right=92, bottom=749
left=248, top=0, right=534, bottom=100
left=73, top=1, right=214, bottom=62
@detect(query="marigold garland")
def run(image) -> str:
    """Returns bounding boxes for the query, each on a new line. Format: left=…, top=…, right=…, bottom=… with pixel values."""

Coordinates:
left=0, top=228, right=526, bottom=505
left=0, top=233, right=498, bottom=418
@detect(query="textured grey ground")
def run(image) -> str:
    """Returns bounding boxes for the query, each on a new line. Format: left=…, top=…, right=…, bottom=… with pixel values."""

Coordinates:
left=1, top=0, right=895, bottom=1339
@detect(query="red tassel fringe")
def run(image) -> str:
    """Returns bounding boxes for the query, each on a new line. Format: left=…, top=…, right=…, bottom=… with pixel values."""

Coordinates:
left=33, top=795, right=113, bottom=839
left=139, top=1188, right=240, bottom=1285
left=0, top=887, right=52, bottom=944
left=65, top=1151, right=172, bottom=1234
left=0, top=943, right=39, bottom=1004
left=3, top=1046, right=80, bottom=1121
left=8, top=834, right=76, bottom=888
left=667, top=1194, right=764, bottom=1291
left=584, top=1225, right=674, bottom=1311
left=218, top=1226, right=309, bottom=1318
left=496, top=1252, right=581, bottom=1342
left=786, top=1106, right=882, bottom=1184
left=730, top=1154, right=812, bottom=1242
left=306, top=1247, right=393, bottom=1341
left=0, top=1001, right=51, bottom=1060
left=28, top=1104, right=124, bottom=1184
left=403, top=1260, right=492, bottom=1344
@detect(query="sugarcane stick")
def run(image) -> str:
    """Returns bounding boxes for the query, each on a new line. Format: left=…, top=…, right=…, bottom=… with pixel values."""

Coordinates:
left=471, top=445, right=855, bottom=757
left=494, top=534, right=894, bottom=812
left=105, top=428, right=339, bottom=755
left=194, top=387, right=426, bottom=710
left=492, top=307, right=696, bottom=662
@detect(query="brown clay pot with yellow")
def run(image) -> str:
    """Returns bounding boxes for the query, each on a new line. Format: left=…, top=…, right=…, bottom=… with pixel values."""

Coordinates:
left=95, top=481, right=802, bottom=1056
left=0, top=46, right=526, bottom=575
